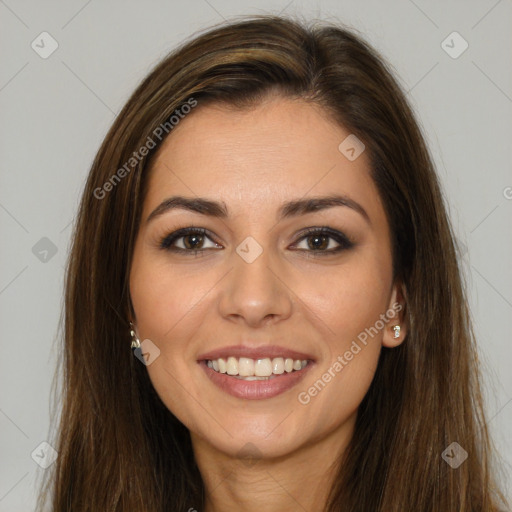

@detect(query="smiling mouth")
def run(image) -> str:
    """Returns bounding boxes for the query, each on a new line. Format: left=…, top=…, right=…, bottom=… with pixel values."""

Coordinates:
left=204, top=356, right=310, bottom=380
left=199, top=354, right=314, bottom=400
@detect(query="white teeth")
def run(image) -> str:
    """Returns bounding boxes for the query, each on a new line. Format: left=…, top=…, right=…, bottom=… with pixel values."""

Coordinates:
left=272, top=357, right=284, bottom=375
left=206, top=356, right=309, bottom=376
left=238, top=357, right=254, bottom=377
left=226, top=356, right=238, bottom=375
left=254, top=358, right=273, bottom=377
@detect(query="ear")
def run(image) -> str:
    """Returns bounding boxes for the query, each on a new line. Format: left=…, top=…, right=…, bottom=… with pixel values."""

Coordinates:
left=382, top=280, right=407, bottom=348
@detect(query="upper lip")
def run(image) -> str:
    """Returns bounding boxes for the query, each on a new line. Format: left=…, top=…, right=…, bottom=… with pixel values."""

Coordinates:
left=197, top=344, right=316, bottom=362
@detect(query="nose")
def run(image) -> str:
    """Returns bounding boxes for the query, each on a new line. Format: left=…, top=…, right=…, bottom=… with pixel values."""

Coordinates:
left=217, top=244, right=293, bottom=328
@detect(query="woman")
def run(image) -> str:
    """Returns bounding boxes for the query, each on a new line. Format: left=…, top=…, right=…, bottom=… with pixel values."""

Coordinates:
left=37, top=14, right=509, bottom=511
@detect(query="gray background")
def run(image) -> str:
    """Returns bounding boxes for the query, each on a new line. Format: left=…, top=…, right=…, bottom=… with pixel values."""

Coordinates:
left=0, top=0, right=510, bottom=509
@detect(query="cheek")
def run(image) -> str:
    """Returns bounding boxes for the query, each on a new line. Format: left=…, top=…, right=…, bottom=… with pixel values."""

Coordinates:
left=130, top=255, right=211, bottom=343
left=294, top=252, right=390, bottom=420
left=129, top=256, right=210, bottom=427
left=301, top=251, right=392, bottom=344
left=296, top=291, right=384, bottom=439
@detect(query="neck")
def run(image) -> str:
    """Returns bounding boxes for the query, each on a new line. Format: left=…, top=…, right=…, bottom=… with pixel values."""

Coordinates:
left=191, top=418, right=355, bottom=512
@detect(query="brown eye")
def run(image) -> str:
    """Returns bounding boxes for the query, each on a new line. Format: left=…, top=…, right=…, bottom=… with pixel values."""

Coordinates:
left=293, top=227, right=354, bottom=255
left=182, top=233, right=205, bottom=250
left=160, top=228, right=221, bottom=253
left=306, top=233, right=330, bottom=250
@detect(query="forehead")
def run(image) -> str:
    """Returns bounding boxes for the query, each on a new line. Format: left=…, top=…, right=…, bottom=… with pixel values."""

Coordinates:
left=142, top=97, right=382, bottom=223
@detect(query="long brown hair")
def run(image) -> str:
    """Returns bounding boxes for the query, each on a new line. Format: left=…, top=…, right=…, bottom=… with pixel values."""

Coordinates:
left=37, top=14, right=509, bottom=511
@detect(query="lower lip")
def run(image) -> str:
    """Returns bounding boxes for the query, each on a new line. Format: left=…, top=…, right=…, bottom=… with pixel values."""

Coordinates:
left=199, top=360, right=314, bottom=400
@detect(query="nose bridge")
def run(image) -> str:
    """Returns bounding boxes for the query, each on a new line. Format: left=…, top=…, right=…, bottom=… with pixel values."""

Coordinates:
left=218, top=237, right=292, bottom=325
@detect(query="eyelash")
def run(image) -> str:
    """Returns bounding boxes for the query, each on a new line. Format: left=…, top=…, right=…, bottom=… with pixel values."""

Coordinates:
left=158, top=226, right=354, bottom=258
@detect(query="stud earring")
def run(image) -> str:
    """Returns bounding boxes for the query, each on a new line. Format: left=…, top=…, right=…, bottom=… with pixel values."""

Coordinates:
left=392, top=325, right=401, bottom=339
left=130, top=322, right=141, bottom=351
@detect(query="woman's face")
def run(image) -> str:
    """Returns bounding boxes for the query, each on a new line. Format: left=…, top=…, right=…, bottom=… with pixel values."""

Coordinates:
left=129, top=96, right=406, bottom=461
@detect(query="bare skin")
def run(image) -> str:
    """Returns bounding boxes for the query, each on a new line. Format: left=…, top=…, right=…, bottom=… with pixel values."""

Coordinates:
left=129, top=94, right=407, bottom=512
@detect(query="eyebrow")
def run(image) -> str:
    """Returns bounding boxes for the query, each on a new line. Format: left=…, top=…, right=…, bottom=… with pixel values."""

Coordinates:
left=146, top=194, right=371, bottom=225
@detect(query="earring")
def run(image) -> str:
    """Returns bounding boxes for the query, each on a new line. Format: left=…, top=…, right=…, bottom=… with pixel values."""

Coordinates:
left=130, top=322, right=141, bottom=350
left=392, top=325, right=401, bottom=339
